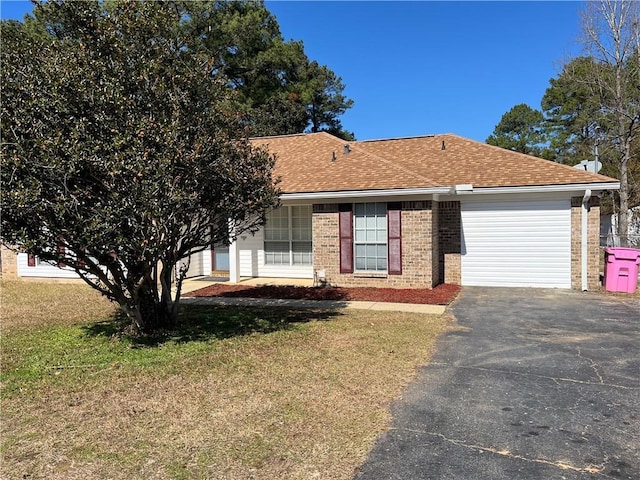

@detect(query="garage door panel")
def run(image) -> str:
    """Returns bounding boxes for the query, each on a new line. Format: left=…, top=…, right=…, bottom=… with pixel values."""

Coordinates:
left=463, top=264, right=570, bottom=275
left=462, top=253, right=569, bottom=262
left=465, top=237, right=570, bottom=246
left=464, top=242, right=571, bottom=252
left=461, top=199, right=571, bottom=288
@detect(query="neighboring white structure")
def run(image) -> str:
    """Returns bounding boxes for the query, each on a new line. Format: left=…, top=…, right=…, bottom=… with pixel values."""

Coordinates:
left=601, top=206, right=640, bottom=247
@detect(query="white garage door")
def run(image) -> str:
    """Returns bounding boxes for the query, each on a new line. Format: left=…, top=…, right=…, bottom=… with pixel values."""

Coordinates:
left=461, top=199, right=571, bottom=288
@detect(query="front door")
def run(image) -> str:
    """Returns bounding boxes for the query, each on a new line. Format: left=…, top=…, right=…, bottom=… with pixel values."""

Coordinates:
left=211, top=244, right=229, bottom=274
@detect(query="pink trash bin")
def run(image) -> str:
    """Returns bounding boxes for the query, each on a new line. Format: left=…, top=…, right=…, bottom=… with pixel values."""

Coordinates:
left=604, top=247, right=640, bottom=293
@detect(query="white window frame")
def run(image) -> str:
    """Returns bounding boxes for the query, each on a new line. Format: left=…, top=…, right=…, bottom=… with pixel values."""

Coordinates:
left=264, top=205, right=312, bottom=266
left=353, top=202, right=388, bottom=272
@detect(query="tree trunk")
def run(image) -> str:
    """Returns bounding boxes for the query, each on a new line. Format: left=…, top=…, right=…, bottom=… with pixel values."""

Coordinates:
left=134, top=281, right=178, bottom=334
left=618, top=141, right=630, bottom=246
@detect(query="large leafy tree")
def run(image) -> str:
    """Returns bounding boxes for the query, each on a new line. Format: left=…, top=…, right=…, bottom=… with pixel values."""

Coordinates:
left=486, top=104, right=549, bottom=157
left=541, top=57, right=605, bottom=166
left=1, top=1, right=280, bottom=334
left=180, top=0, right=354, bottom=138
left=180, top=0, right=308, bottom=135
left=299, top=60, right=355, bottom=140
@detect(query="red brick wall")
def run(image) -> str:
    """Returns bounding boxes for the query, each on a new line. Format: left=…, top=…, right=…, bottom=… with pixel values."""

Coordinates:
left=312, top=204, right=341, bottom=283
left=1, top=246, right=18, bottom=280
left=312, top=202, right=437, bottom=288
left=571, top=196, right=601, bottom=290
left=438, top=201, right=461, bottom=285
left=401, top=201, right=436, bottom=287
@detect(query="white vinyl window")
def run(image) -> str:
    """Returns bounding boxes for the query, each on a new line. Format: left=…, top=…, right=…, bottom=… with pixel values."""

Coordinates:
left=354, top=202, right=387, bottom=271
left=264, top=205, right=312, bottom=265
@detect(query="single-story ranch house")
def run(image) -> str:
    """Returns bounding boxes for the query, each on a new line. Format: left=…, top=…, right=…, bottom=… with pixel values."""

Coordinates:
left=2, top=132, right=620, bottom=290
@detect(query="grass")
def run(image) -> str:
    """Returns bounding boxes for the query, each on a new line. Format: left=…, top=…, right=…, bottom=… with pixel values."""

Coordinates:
left=1, top=281, right=450, bottom=480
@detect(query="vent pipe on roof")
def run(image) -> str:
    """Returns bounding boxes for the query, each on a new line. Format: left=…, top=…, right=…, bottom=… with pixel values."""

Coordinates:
left=332, top=151, right=337, bottom=162
left=441, top=140, right=446, bottom=150
left=344, top=144, right=350, bottom=155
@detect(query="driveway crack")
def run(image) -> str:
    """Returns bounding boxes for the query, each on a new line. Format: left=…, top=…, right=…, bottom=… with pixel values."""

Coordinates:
left=576, top=347, right=605, bottom=384
left=428, top=363, right=638, bottom=390
left=395, top=428, right=610, bottom=477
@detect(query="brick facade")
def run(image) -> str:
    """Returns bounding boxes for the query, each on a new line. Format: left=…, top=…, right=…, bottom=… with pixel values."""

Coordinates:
left=309, top=197, right=601, bottom=290
left=438, top=201, right=461, bottom=285
left=401, top=201, right=437, bottom=288
left=571, top=196, right=601, bottom=290
left=312, top=203, right=341, bottom=284
left=1, top=246, right=18, bottom=280
left=312, top=201, right=437, bottom=288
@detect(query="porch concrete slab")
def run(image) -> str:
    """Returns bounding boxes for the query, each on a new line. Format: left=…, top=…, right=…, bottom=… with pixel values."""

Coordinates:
left=345, top=301, right=446, bottom=315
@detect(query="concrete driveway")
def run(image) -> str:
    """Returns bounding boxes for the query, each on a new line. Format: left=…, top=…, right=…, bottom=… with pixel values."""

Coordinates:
left=355, top=287, right=640, bottom=479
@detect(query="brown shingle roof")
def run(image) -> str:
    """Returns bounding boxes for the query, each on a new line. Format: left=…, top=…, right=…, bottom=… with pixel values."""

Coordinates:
left=251, top=132, right=438, bottom=193
left=251, top=132, right=618, bottom=194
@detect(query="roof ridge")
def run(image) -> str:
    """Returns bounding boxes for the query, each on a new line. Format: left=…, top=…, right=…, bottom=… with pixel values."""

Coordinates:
left=250, top=132, right=320, bottom=141
left=355, top=134, right=437, bottom=143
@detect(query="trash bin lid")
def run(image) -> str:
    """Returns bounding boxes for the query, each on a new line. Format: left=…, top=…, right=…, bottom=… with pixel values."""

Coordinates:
left=605, top=247, right=640, bottom=261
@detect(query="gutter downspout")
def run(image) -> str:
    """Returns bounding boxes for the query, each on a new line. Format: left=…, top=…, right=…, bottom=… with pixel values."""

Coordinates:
left=581, top=189, right=592, bottom=291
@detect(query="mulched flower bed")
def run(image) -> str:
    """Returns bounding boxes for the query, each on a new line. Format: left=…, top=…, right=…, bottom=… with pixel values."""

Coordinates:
left=184, top=283, right=461, bottom=305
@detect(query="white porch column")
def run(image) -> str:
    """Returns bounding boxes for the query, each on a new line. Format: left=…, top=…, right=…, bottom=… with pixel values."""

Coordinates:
left=228, top=227, right=241, bottom=284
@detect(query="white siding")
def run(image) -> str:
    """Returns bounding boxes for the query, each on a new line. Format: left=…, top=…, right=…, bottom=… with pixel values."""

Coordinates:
left=17, top=253, right=82, bottom=278
left=461, top=199, right=571, bottom=288
left=19, top=249, right=213, bottom=279
left=202, top=249, right=212, bottom=273
left=238, top=230, right=262, bottom=277
left=181, top=250, right=210, bottom=278
left=258, top=263, right=314, bottom=279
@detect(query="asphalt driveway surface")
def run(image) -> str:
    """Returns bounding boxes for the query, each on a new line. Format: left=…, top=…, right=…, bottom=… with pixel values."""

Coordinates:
left=355, top=287, right=640, bottom=479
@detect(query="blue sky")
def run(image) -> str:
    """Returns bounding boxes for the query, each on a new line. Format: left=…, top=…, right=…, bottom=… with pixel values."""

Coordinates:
left=1, top=1, right=585, bottom=142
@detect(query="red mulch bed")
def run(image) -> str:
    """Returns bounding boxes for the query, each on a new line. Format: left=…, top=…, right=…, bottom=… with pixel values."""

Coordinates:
left=184, top=283, right=461, bottom=305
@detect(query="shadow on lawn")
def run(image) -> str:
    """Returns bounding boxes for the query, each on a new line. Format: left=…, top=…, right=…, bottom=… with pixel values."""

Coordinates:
left=83, top=304, right=344, bottom=347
